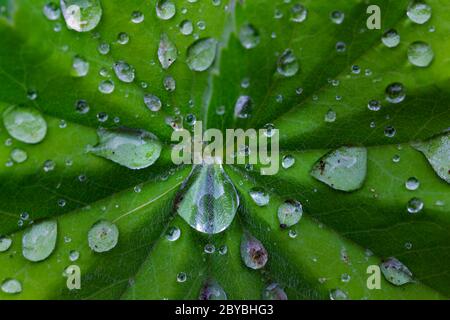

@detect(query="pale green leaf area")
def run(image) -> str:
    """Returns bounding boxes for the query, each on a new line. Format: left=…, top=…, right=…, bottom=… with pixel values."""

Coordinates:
left=0, top=0, right=449, bottom=300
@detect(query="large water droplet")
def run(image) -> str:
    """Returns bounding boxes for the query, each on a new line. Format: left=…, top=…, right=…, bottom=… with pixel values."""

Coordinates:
left=240, top=232, right=268, bottom=270
left=239, top=24, right=260, bottom=49
left=3, top=106, right=47, bottom=144
left=88, top=219, right=119, bottom=253
left=60, top=0, right=102, bottom=32
left=249, top=187, right=270, bottom=207
left=88, top=128, right=161, bottom=170
left=186, top=38, right=217, bottom=72
left=158, top=33, right=177, bottom=69
left=277, top=49, right=299, bottom=77
left=156, top=0, right=176, bottom=20
left=175, top=164, right=239, bottom=234
left=407, top=41, right=434, bottom=67
left=412, top=132, right=449, bottom=183
left=380, top=257, right=414, bottom=286
left=0, top=235, right=12, bottom=252
left=262, top=283, right=288, bottom=300
left=199, top=280, right=227, bottom=300
left=1, top=279, right=22, bottom=294
left=407, top=1, right=432, bottom=24
left=22, top=220, right=57, bottom=262
left=310, top=147, right=367, bottom=192
left=113, top=60, right=135, bottom=83
left=385, top=82, right=406, bottom=104
left=277, top=200, right=303, bottom=228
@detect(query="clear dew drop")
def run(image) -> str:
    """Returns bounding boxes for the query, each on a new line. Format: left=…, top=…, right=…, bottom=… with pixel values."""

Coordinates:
left=88, top=220, right=119, bottom=253
left=88, top=127, right=162, bottom=170
left=158, top=33, right=177, bottom=69
left=329, top=288, right=348, bottom=300
left=234, top=95, right=253, bottom=119
left=180, top=20, right=193, bottom=35
left=380, top=257, right=414, bottom=286
left=324, top=109, right=336, bottom=123
left=175, top=164, right=239, bottom=234
left=165, top=226, right=181, bottom=241
left=310, top=146, right=367, bottom=192
left=199, top=280, right=227, bottom=300
left=384, top=126, right=396, bottom=138
left=186, top=38, right=217, bottom=72
left=407, top=197, right=424, bottom=214
left=204, top=244, right=215, bottom=254
left=43, top=160, right=56, bottom=172
left=131, top=10, right=144, bottom=23
left=163, top=75, right=176, bottom=92
left=290, top=3, right=308, bottom=23
left=405, top=177, right=420, bottom=190
left=381, top=29, right=400, bottom=48
left=277, top=200, right=303, bottom=228
left=239, top=24, right=260, bottom=49
left=97, top=42, right=110, bottom=55
left=368, top=99, right=381, bottom=111
left=281, top=154, right=295, bottom=169
left=1, top=279, right=22, bottom=294
left=144, top=94, right=162, bottom=112
left=262, top=283, right=288, bottom=300
left=0, top=235, right=12, bottom=252
left=2, top=106, right=47, bottom=144
left=177, top=272, right=187, bottom=283
left=218, top=245, right=228, bottom=255
left=385, top=82, right=406, bottom=104
left=113, top=60, right=135, bottom=83
left=407, top=41, right=434, bottom=67
left=407, top=1, right=432, bottom=24
left=22, top=220, right=57, bottom=262
left=71, top=55, right=89, bottom=77
left=249, top=187, right=270, bottom=207
left=11, top=148, right=28, bottom=163
left=43, top=2, right=61, bottom=20
left=277, top=49, right=299, bottom=77
left=330, top=10, right=345, bottom=24
left=75, top=99, right=89, bottom=114
left=240, top=232, right=268, bottom=270
left=156, top=0, right=176, bottom=20
left=69, top=250, right=79, bottom=262
left=98, top=80, right=115, bottom=94
left=117, top=32, right=129, bottom=45
left=411, top=132, right=449, bottom=183
left=60, top=0, right=102, bottom=32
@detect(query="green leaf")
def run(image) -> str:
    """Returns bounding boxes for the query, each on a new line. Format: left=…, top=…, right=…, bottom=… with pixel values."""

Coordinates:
left=0, top=0, right=449, bottom=300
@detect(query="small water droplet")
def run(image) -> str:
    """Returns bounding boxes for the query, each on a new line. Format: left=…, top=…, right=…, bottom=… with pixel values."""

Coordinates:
left=262, top=283, right=288, bottom=300
left=158, top=33, right=177, bottom=69
left=131, top=10, right=144, bottom=23
left=163, top=75, right=176, bottom=91
left=43, top=2, right=61, bottom=20
left=156, top=0, right=176, bottom=20
left=381, top=257, right=413, bottom=286
left=278, top=200, right=303, bottom=228
left=22, top=220, right=58, bottom=262
left=381, top=29, right=400, bottom=48
left=330, top=10, right=345, bottom=24
left=186, top=38, right=217, bottom=72
left=75, top=99, right=90, bottom=114
left=385, top=82, right=406, bottom=104
left=240, top=232, right=268, bottom=270
left=199, top=279, right=227, bottom=300
left=113, top=60, right=135, bottom=83
left=204, top=244, right=215, bottom=254
left=329, top=288, right=348, bottom=300
left=69, top=250, right=79, bottom=261
left=234, top=95, right=252, bottom=119
left=249, top=187, right=270, bottom=207
left=1, top=279, right=22, bottom=294
left=177, top=272, right=187, bottom=283
left=117, top=32, right=129, bottom=45
left=368, top=99, right=381, bottom=111
left=239, top=24, right=260, bottom=49
left=144, top=94, right=162, bottom=112
left=71, top=55, right=89, bottom=77
left=407, top=41, right=434, bottom=67
left=0, top=235, right=12, bottom=252
left=277, top=49, right=299, bottom=77
left=10, top=148, right=28, bottom=163
left=405, top=177, right=420, bottom=190
left=407, top=197, right=424, bottom=214
left=43, top=159, right=56, bottom=172
left=88, top=220, right=119, bottom=253
left=165, top=226, right=181, bottom=241
left=180, top=19, right=193, bottom=35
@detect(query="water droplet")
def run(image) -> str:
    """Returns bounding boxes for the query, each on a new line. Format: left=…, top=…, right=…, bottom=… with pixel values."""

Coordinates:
left=43, top=159, right=56, bottom=172
left=71, top=55, right=89, bottom=77
left=368, top=99, right=381, bottom=111
left=0, top=235, right=12, bottom=252
left=204, top=244, right=215, bottom=254
left=156, top=0, right=176, bottom=20
left=218, top=245, right=228, bottom=255
left=330, top=10, right=345, bottom=24
left=144, top=94, right=162, bottom=112
left=117, top=32, right=129, bottom=45
left=88, top=128, right=162, bottom=170
left=179, top=20, right=193, bottom=35
left=60, top=0, right=102, bottom=32
left=384, top=126, right=396, bottom=138
left=88, top=220, right=119, bottom=253
left=311, top=147, right=367, bottom=192
left=407, top=197, right=424, bottom=214
left=411, top=132, right=449, bottom=183
left=281, top=154, right=295, bottom=169
left=43, top=2, right=61, bottom=20
left=163, top=75, right=176, bottom=91
left=249, top=187, right=270, bottom=207
left=175, top=164, right=239, bottom=234
left=381, top=29, right=400, bottom=48
left=288, top=229, right=297, bottom=238
left=96, top=112, right=108, bottom=122
left=277, top=49, right=299, bottom=77
left=278, top=200, right=303, bottom=228
left=97, top=42, right=110, bottom=55
left=407, top=1, right=432, bottom=24
left=234, top=95, right=252, bottom=119
left=329, top=288, right=348, bottom=300
left=290, top=3, right=308, bottom=23
left=165, top=226, right=181, bottom=241
left=1, top=279, right=22, bottom=294
left=239, top=24, right=260, bottom=49
left=96, top=80, right=114, bottom=94
left=22, top=220, right=57, bottom=262
left=324, top=109, right=337, bottom=122
left=240, top=232, right=268, bottom=270
left=199, top=279, right=227, bottom=300
left=75, top=99, right=90, bottom=114
left=2, top=106, right=47, bottom=144
left=131, top=10, right=144, bottom=23
left=113, top=60, right=135, bottom=83
left=385, top=82, right=405, bottom=104
left=405, top=177, right=420, bottom=190
left=336, top=41, right=346, bottom=53
left=262, top=283, right=288, bottom=300
left=177, top=272, right=187, bottom=283
left=381, top=257, right=413, bottom=286
left=158, top=33, right=177, bottom=69
left=186, top=38, right=217, bottom=72
left=69, top=250, right=79, bottom=261
left=10, top=148, right=28, bottom=163
left=407, top=41, right=434, bottom=67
